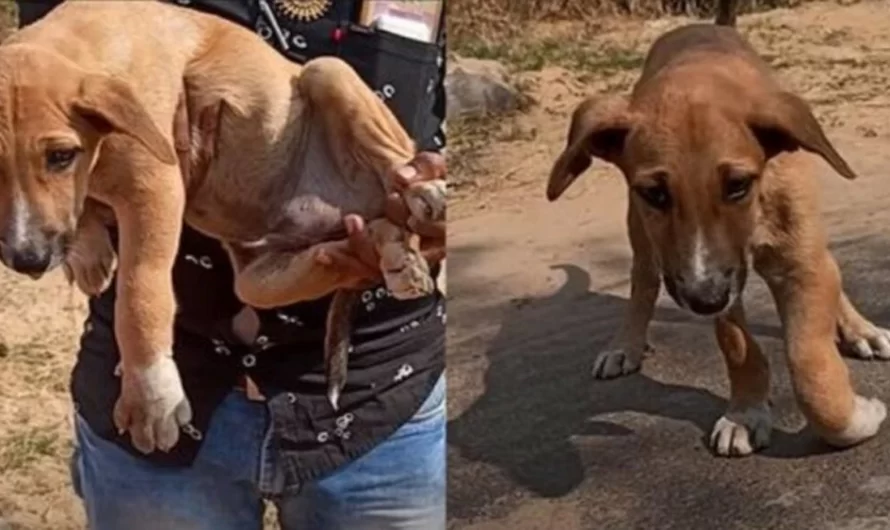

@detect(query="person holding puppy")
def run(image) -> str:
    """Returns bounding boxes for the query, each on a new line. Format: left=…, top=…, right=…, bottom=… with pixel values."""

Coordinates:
left=16, top=1, right=447, bottom=529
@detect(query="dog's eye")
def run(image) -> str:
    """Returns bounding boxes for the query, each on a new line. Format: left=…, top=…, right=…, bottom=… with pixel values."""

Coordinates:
left=635, top=183, right=672, bottom=210
left=724, top=176, right=754, bottom=203
left=45, top=148, right=80, bottom=172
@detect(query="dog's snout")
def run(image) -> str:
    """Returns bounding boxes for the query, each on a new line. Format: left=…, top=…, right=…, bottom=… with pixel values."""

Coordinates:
left=669, top=269, right=734, bottom=316
left=0, top=236, right=53, bottom=277
left=8, top=245, right=52, bottom=276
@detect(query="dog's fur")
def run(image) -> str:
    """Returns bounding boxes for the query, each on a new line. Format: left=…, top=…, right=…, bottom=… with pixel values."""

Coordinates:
left=547, top=1, right=889, bottom=456
left=0, top=0, right=445, bottom=453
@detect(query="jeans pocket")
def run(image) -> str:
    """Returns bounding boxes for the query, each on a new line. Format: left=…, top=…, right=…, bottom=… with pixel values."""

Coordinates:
left=409, top=374, right=446, bottom=424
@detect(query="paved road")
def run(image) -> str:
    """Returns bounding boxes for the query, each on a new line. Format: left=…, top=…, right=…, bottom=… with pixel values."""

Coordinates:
left=447, top=134, right=890, bottom=530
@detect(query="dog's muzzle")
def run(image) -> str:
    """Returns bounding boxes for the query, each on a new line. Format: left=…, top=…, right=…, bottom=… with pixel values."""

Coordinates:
left=665, top=269, right=734, bottom=316
left=0, top=236, right=64, bottom=279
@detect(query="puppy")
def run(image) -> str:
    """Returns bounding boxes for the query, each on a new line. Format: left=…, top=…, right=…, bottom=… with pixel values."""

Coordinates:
left=546, top=1, right=888, bottom=456
left=63, top=94, right=428, bottom=412
left=0, top=0, right=445, bottom=453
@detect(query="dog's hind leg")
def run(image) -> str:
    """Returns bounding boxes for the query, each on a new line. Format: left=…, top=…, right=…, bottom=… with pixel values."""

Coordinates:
left=836, top=290, right=890, bottom=360
left=298, top=56, right=414, bottom=187
left=710, top=300, right=772, bottom=456
left=766, top=250, right=886, bottom=449
left=594, top=205, right=660, bottom=379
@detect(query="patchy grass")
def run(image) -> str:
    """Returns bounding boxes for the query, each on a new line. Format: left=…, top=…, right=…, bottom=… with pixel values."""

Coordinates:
left=449, top=113, right=540, bottom=190
left=0, top=427, right=61, bottom=474
left=455, top=36, right=644, bottom=74
left=449, top=0, right=814, bottom=57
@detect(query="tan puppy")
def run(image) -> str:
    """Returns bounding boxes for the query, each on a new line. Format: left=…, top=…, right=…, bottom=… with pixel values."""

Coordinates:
left=0, top=0, right=445, bottom=453
left=547, top=9, right=888, bottom=456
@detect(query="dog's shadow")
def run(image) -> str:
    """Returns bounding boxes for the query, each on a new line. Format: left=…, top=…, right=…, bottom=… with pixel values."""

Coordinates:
left=448, top=262, right=849, bottom=504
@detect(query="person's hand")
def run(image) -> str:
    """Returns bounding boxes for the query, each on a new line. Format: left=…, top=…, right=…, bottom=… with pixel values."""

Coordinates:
left=315, top=152, right=447, bottom=289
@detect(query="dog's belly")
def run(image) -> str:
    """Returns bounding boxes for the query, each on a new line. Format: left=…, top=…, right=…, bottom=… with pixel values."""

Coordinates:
left=184, top=172, right=387, bottom=250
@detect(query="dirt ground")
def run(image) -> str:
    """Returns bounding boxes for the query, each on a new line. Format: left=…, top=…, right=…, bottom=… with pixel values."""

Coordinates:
left=448, top=1, right=890, bottom=529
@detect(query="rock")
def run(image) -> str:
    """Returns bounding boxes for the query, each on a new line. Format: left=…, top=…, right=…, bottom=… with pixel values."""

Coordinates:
left=445, top=56, right=521, bottom=118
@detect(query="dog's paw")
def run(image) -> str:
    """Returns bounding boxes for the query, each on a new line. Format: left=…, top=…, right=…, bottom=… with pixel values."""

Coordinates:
left=381, top=244, right=435, bottom=300
left=822, top=395, right=887, bottom=448
left=63, top=223, right=117, bottom=297
left=113, top=355, right=193, bottom=454
left=710, top=403, right=772, bottom=457
left=63, top=250, right=117, bottom=297
left=404, top=180, right=446, bottom=223
left=839, top=322, right=890, bottom=360
left=592, top=346, right=644, bottom=379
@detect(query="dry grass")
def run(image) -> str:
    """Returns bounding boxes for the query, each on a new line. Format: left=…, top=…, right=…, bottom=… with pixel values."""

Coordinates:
left=449, top=0, right=811, bottom=51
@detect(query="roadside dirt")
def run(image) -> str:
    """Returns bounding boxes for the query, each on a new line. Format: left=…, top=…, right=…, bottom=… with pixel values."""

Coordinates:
left=448, top=1, right=890, bottom=528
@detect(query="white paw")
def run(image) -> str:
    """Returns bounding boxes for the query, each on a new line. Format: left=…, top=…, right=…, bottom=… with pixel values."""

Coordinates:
left=842, top=325, right=890, bottom=360
left=822, top=395, right=887, bottom=448
left=592, top=346, right=643, bottom=379
left=404, top=180, right=446, bottom=223
left=113, top=354, right=192, bottom=454
left=710, top=403, right=772, bottom=457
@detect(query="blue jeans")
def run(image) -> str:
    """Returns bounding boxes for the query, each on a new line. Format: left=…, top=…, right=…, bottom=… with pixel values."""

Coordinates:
left=71, top=375, right=446, bottom=530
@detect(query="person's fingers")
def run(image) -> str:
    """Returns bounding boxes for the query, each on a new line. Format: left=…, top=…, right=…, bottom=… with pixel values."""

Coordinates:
left=384, top=192, right=447, bottom=238
left=383, top=192, right=411, bottom=227
left=392, top=152, right=447, bottom=189
left=344, top=215, right=380, bottom=269
left=407, top=216, right=445, bottom=240
left=421, top=245, right=446, bottom=266
left=392, top=164, right=419, bottom=191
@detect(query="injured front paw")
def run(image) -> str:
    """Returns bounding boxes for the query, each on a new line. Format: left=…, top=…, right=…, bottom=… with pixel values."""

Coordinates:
left=404, top=180, right=447, bottom=224
left=380, top=243, right=435, bottom=300
left=367, top=219, right=436, bottom=300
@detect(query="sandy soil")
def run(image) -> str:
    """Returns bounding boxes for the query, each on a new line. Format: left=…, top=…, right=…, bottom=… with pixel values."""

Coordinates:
left=448, top=1, right=890, bottom=528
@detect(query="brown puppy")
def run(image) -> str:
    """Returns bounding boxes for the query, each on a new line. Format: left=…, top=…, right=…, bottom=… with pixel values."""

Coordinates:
left=0, top=1, right=445, bottom=454
left=547, top=5, right=888, bottom=456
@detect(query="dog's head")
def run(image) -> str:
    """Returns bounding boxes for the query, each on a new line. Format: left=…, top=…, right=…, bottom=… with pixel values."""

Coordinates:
left=0, top=44, right=175, bottom=278
left=547, top=81, right=856, bottom=316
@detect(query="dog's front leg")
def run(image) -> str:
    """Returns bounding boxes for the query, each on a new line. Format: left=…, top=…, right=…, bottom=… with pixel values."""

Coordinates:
left=594, top=205, right=660, bottom=379
left=110, top=166, right=190, bottom=454
left=711, top=301, right=772, bottom=456
left=768, top=251, right=886, bottom=448
left=836, top=290, right=890, bottom=360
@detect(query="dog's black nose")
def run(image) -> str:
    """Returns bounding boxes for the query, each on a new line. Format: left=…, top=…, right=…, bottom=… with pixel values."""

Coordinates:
left=685, top=288, right=731, bottom=315
left=9, top=247, right=52, bottom=276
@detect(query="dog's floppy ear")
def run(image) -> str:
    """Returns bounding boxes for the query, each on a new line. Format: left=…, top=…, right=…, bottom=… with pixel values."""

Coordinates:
left=547, top=95, right=633, bottom=201
left=73, top=74, right=177, bottom=166
left=747, top=90, right=857, bottom=179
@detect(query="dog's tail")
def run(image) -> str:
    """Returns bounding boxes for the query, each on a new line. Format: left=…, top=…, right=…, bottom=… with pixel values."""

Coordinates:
left=715, top=0, right=738, bottom=27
